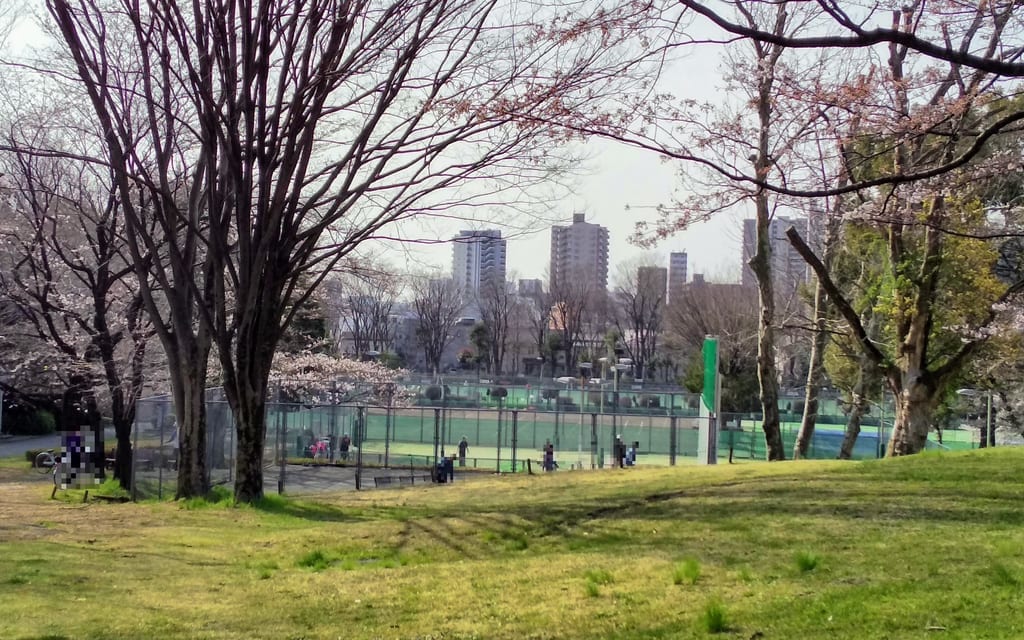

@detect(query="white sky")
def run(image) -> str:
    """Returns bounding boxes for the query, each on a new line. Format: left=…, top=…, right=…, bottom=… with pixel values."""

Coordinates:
left=384, top=38, right=746, bottom=285
left=5, top=6, right=747, bottom=284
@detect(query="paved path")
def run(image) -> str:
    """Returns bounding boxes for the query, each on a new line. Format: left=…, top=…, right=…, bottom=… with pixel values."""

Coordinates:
left=0, top=434, right=59, bottom=459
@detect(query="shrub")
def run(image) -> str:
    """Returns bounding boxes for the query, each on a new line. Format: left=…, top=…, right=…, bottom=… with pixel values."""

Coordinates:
left=489, top=386, right=508, bottom=398
left=10, top=410, right=57, bottom=436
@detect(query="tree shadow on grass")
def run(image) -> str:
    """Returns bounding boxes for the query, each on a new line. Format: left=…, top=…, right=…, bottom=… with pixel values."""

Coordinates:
left=471, top=466, right=1024, bottom=542
left=252, top=494, right=365, bottom=522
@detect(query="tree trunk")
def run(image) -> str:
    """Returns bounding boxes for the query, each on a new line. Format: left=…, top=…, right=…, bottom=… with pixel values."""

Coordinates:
left=795, top=210, right=838, bottom=460
left=838, top=391, right=868, bottom=460
left=794, top=278, right=828, bottom=460
left=887, top=378, right=937, bottom=456
left=111, top=412, right=133, bottom=490
left=748, top=7, right=786, bottom=462
left=750, top=211, right=784, bottom=461
left=169, top=346, right=210, bottom=499
left=232, top=384, right=268, bottom=503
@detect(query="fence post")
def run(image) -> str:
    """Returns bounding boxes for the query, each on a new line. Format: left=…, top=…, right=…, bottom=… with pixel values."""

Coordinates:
left=130, top=402, right=141, bottom=502
left=277, top=385, right=286, bottom=495
left=496, top=406, right=503, bottom=473
left=384, top=391, right=392, bottom=469
left=157, top=400, right=165, bottom=501
left=669, top=416, right=677, bottom=466
left=355, top=406, right=365, bottom=490
left=511, top=411, right=518, bottom=473
left=432, top=408, right=441, bottom=470
left=590, top=413, right=598, bottom=469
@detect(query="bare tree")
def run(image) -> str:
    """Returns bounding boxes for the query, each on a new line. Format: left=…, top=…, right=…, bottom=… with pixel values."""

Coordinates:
left=665, top=1, right=1024, bottom=197
left=329, top=262, right=402, bottom=359
left=411, top=277, right=464, bottom=376
left=0, top=133, right=149, bottom=489
left=522, top=288, right=552, bottom=376
left=610, top=258, right=665, bottom=381
left=665, top=277, right=760, bottom=413
left=43, top=0, right=649, bottom=500
left=476, top=278, right=515, bottom=375
left=549, top=273, right=602, bottom=376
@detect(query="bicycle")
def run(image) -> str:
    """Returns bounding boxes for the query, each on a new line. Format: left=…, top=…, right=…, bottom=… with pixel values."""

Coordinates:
left=35, top=449, right=61, bottom=487
left=34, top=449, right=60, bottom=474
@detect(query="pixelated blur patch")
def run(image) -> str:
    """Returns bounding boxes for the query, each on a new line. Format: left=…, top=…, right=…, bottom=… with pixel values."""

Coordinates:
left=59, top=426, right=104, bottom=490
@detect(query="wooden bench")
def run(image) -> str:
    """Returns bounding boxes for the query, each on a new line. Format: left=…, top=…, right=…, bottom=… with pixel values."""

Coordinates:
left=106, top=457, right=155, bottom=471
left=373, top=474, right=433, bottom=488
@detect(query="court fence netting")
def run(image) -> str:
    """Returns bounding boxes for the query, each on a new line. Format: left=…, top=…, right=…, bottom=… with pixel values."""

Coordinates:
left=125, top=387, right=971, bottom=500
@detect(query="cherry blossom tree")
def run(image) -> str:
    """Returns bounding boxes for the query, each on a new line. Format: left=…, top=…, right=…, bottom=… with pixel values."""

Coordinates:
left=0, top=125, right=150, bottom=488
left=269, top=352, right=408, bottom=406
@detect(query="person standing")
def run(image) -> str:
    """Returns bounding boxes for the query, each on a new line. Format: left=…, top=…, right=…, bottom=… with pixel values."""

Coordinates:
left=340, top=433, right=351, bottom=461
left=543, top=439, right=555, bottom=472
left=614, top=435, right=625, bottom=468
left=458, top=436, right=469, bottom=467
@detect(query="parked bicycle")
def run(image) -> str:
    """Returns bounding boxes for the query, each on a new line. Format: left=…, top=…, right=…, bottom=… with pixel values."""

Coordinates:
left=34, top=449, right=60, bottom=484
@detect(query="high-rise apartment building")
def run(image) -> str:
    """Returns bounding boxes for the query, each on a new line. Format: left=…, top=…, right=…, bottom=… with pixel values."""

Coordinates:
left=452, top=229, right=507, bottom=294
left=549, top=213, right=609, bottom=293
left=741, top=216, right=809, bottom=300
left=668, top=251, right=688, bottom=302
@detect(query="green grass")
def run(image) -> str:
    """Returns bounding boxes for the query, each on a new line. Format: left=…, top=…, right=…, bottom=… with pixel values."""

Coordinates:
left=795, top=550, right=821, bottom=573
left=699, top=598, right=729, bottom=633
left=1, top=448, right=1024, bottom=639
left=674, top=557, right=702, bottom=585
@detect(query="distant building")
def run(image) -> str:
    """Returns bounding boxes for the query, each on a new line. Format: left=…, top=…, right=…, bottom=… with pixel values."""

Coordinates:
left=549, top=213, right=609, bottom=294
left=517, top=278, right=544, bottom=299
left=668, top=251, right=688, bottom=302
left=741, top=216, right=809, bottom=301
left=637, top=266, right=668, bottom=302
left=452, top=230, right=506, bottom=295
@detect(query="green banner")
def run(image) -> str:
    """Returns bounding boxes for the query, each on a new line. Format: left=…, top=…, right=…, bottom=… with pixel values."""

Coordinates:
left=702, top=337, right=718, bottom=413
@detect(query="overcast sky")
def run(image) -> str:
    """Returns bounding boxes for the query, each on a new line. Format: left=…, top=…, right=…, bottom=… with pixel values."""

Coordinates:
left=6, top=5, right=747, bottom=284
left=383, top=40, right=747, bottom=285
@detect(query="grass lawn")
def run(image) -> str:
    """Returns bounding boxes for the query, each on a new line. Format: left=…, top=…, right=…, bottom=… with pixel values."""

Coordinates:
left=1, top=448, right=1023, bottom=639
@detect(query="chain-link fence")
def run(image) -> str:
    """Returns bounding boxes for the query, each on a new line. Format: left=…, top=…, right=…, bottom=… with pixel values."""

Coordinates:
left=129, top=389, right=909, bottom=499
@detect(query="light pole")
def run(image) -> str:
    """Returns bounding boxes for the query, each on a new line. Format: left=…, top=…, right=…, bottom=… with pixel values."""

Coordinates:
left=579, top=362, right=593, bottom=468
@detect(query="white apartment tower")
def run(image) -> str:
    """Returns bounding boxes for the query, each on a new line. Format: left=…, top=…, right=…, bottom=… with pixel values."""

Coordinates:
left=549, top=213, right=610, bottom=293
left=452, top=229, right=507, bottom=294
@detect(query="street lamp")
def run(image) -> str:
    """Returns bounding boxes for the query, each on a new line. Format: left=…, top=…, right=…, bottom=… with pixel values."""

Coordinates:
left=556, top=376, right=584, bottom=470
left=956, top=388, right=994, bottom=448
